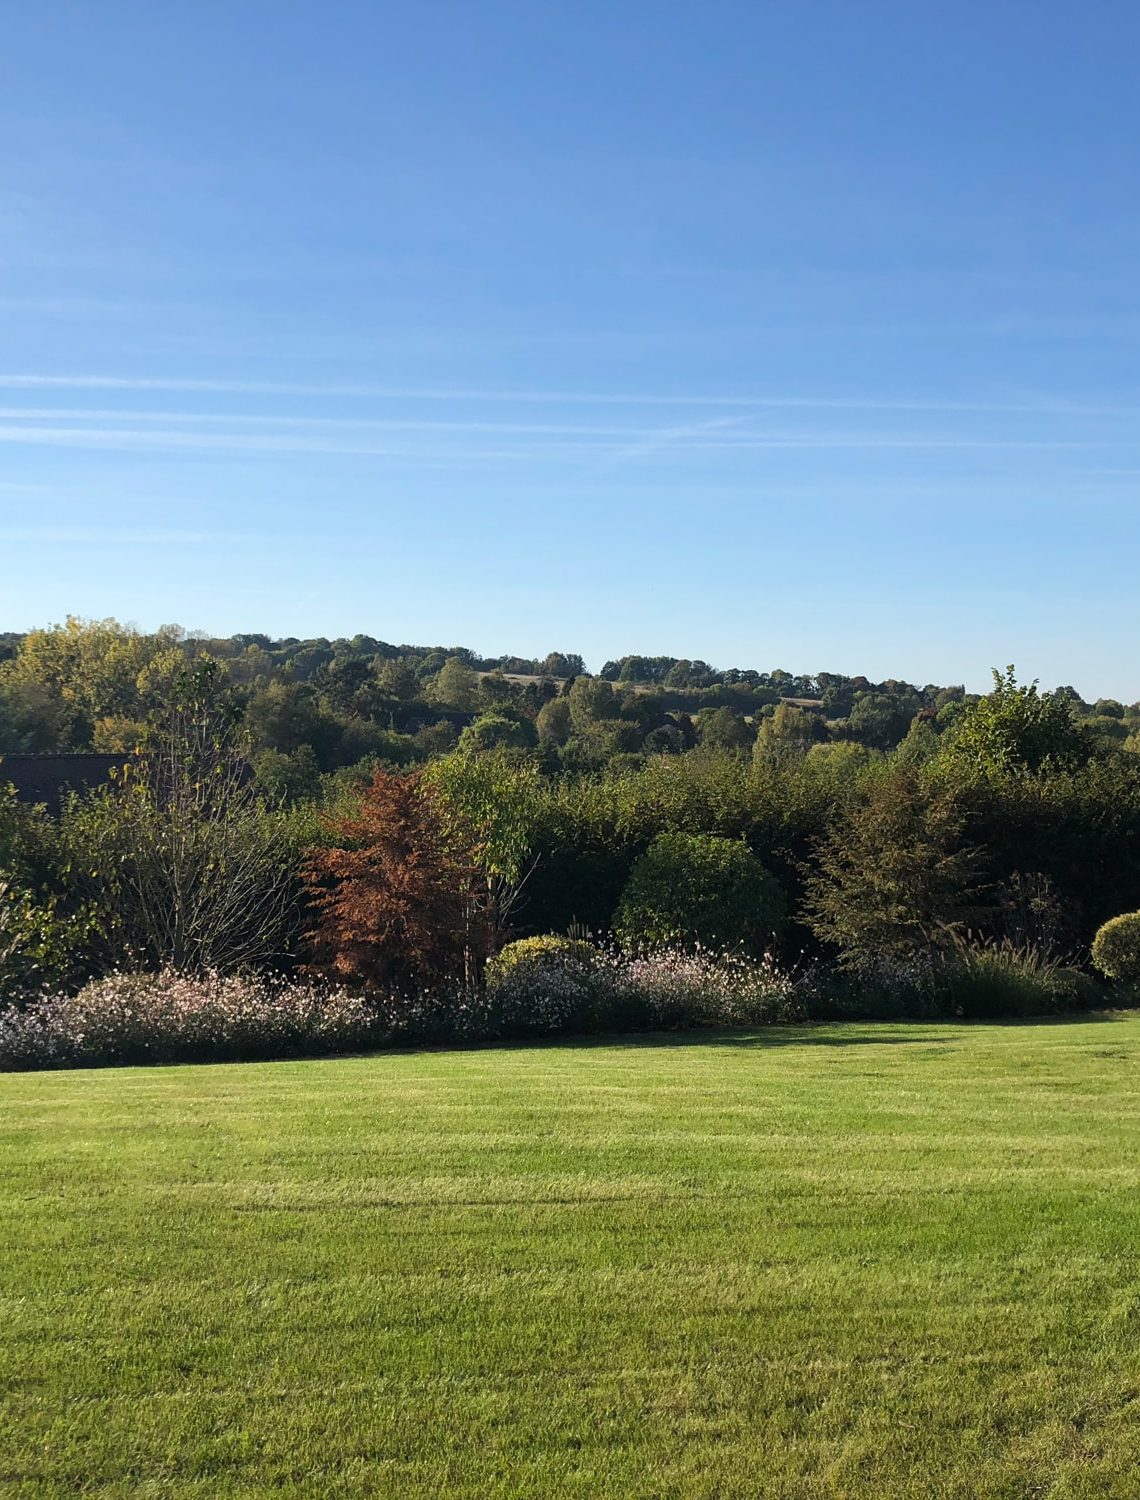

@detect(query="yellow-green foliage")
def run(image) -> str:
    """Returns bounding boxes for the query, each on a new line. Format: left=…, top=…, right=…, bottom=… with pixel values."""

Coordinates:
left=485, top=935, right=595, bottom=993
left=1091, top=912, right=1140, bottom=980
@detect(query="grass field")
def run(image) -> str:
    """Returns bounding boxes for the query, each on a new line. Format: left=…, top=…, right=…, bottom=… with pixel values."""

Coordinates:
left=3, top=1018, right=1140, bottom=1498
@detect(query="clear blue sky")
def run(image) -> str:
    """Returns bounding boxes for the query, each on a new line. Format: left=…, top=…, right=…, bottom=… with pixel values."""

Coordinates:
left=2, top=2, right=1138, bottom=694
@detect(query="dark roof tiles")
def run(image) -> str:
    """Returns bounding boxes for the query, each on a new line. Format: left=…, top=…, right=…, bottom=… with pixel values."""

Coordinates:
left=0, top=754, right=129, bottom=812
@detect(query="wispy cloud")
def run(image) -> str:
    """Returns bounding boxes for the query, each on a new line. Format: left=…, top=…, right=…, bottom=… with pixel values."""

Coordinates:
left=0, top=407, right=657, bottom=438
left=0, top=371, right=1127, bottom=416
left=0, top=425, right=612, bottom=463
left=0, top=423, right=1121, bottom=461
left=605, top=413, right=756, bottom=465
left=0, top=526, right=214, bottom=544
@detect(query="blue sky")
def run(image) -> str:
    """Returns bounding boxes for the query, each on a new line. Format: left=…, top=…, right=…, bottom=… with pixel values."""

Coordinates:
left=2, top=2, right=1139, bottom=694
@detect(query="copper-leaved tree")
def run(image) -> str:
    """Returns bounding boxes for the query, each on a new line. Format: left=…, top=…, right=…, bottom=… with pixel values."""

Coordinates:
left=303, top=766, right=487, bottom=993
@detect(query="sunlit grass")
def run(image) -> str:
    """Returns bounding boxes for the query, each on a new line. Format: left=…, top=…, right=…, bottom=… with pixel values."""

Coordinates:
left=3, top=1016, right=1140, bottom=1496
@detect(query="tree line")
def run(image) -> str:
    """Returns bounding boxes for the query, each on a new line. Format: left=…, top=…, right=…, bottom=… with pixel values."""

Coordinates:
left=4, top=620, right=1138, bottom=810
left=4, top=620, right=1140, bottom=1026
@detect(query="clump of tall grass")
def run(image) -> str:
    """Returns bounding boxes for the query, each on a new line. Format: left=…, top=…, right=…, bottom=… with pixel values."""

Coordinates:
left=803, top=937, right=1103, bottom=1022
left=935, top=936, right=1099, bottom=1018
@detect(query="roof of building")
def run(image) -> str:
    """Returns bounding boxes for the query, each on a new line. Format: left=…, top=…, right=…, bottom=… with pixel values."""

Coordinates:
left=0, top=753, right=129, bottom=812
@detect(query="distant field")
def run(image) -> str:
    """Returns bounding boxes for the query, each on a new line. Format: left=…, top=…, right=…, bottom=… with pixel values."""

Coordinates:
left=3, top=1018, right=1140, bottom=1497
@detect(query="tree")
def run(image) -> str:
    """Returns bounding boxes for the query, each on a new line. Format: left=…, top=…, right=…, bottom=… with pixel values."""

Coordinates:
left=252, top=746, right=323, bottom=806
left=1095, top=699, right=1125, bottom=720
left=803, top=769, right=985, bottom=968
left=414, top=720, right=459, bottom=758
left=894, top=719, right=940, bottom=767
left=753, top=703, right=825, bottom=764
left=376, top=658, right=418, bottom=701
left=421, top=749, right=542, bottom=964
left=0, top=616, right=186, bottom=751
left=458, top=713, right=537, bottom=753
left=540, top=652, right=584, bottom=678
left=536, top=697, right=572, bottom=745
left=698, top=707, right=753, bottom=752
left=430, top=656, right=480, bottom=712
left=642, top=725, right=684, bottom=755
left=479, top=671, right=519, bottom=708
left=303, top=768, right=479, bottom=992
left=846, top=691, right=919, bottom=750
left=0, top=676, right=71, bottom=752
left=318, top=655, right=375, bottom=716
left=614, top=832, right=785, bottom=953
left=245, top=681, right=340, bottom=764
left=91, top=715, right=147, bottom=753
left=61, top=657, right=296, bottom=973
left=568, top=676, right=616, bottom=734
left=945, top=667, right=1090, bottom=776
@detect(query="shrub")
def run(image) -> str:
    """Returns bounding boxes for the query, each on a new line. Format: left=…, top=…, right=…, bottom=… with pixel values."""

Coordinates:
left=614, top=833, right=784, bottom=954
left=803, top=769, right=984, bottom=969
left=485, top=936, right=600, bottom=1035
left=486, top=935, right=596, bottom=992
left=488, top=938, right=806, bottom=1035
left=944, top=667, right=1091, bottom=776
left=812, top=955, right=943, bottom=1022
left=616, top=947, right=806, bottom=1027
left=0, top=876, right=93, bottom=1006
left=1091, top=912, right=1140, bottom=981
left=60, top=659, right=299, bottom=974
left=808, top=943, right=1103, bottom=1023
left=62, top=786, right=297, bottom=976
left=0, top=970, right=387, bottom=1070
left=252, top=746, right=322, bottom=805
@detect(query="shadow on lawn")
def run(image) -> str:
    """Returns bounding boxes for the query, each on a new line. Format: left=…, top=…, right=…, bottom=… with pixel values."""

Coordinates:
left=419, top=1010, right=1123, bottom=1060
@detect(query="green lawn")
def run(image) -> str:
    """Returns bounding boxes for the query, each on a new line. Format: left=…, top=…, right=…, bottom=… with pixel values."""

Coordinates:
left=3, top=1019, right=1140, bottom=1498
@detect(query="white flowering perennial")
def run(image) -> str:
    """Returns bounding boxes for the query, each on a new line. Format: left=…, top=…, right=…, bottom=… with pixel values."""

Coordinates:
left=0, top=946, right=813, bottom=1071
left=485, top=941, right=807, bottom=1036
left=0, top=970, right=384, bottom=1070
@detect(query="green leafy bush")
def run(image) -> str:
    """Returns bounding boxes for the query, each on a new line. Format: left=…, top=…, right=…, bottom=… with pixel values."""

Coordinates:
left=1091, top=912, right=1140, bottom=981
left=458, top=714, right=537, bottom=753
left=944, top=667, right=1091, bottom=775
left=0, top=876, right=92, bottom=1005
left=803, top=769, right=983, bottom=969
left=484, top=935, right=598, bottom=1034
left=614, top=832, right=784, bottom=953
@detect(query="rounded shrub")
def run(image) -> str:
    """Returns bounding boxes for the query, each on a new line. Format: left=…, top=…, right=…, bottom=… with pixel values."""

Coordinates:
left=486, top=935, right=596, bottom=988
left=1091, top=912, right=1140, bottom=981
left=484, top=936, right=599, bottom=1035
left=613, top=833, right=785, bottom=954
